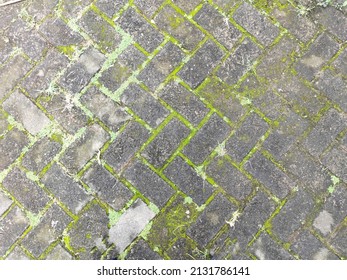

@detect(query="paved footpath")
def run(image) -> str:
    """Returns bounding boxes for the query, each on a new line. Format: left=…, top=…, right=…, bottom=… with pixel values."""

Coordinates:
left=0, top=0, right=346, bottom=260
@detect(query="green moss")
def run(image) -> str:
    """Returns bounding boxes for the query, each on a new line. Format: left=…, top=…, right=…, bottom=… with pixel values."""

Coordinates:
left=50, top=133, right=64, bottom=145
left=108, top=209, right=121, bottom=227
left=57, top=45, right=76, bottom=58
left=146, top=196, right=199, bottom=251
left=27, top=212, right=41, bottom=227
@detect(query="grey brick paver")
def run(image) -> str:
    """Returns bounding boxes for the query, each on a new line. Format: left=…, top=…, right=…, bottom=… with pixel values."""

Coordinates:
left=178, top=40, right=224, bottom=89
left=42, top=164, right=90, bottom=214
left=183, top=113, right=231, bottom=165
left=3, top=168, right=49, bottom=214
left=3, top=90, right=51, bottom=135
left=0, top=206, right=29, bottom=256
left=120, top=84, right=169, bottom=128
left=218, top=38, right=261, bottom=85
left=207, top=156, right=253, bottom=200
left=123, top=160, right=174, bottom=208
left=233, top=2, right=279, bottom=46
left=187, top=194, right=237, bottom=247
left=0, top=55, right=32, bottom=100
left=164, top=156, right=214, bottom=205
left=159, top=82, right=209, bottom=126
left=226, top=112, right=269, bottom=162
left=22, top=204, right=72, bottom=258
left=142, top=118, right=190, bottom=168
left=117, top=8, right=164, bottom=53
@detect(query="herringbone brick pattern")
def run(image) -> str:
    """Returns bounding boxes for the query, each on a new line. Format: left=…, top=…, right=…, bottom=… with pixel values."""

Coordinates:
left=0, top=0, right=346, bottom=260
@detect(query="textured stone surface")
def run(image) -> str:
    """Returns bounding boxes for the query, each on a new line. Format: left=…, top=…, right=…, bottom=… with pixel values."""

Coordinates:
left=1, top=0, right=347, bottom=260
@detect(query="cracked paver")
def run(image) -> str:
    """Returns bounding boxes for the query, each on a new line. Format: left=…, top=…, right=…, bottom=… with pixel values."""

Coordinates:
left=0, top=0, right=346, bottom=260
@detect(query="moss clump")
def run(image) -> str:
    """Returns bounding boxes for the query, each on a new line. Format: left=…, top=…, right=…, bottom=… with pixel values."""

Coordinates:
left=145, top=196, right=199, bottom=252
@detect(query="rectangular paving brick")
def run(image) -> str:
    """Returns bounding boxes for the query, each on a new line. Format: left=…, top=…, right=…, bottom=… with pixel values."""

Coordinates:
left=61, top=123, right=109, bottom=173
left=39, top=17, right=84, bottom=46
left=6, top=19, right=48, bottom=61
left=256, top=36, right=299, bottom=81
left=134, top=0, right=164, bottom=18
left=263, top=110, right=309, bottom=159
left=42, top=163, right=90, bottom=214
left=117, top=7, right=164, bottom=53
left=124, top=160, right=174, bottom=208
left=138, top=42, right=184, bottom=90
left=0, top=206, right=29, bottom=256
left=164, top=156, right=214, bottom=205
left=22, top=137, right=62, bottom=173
left=81, top=86, right=131, bottom=132
left=314, top=70, right=347, bottom=112
left=126, top=239, right=162, bottom=260
left=322, top=145, right=347, bottom=183
left=183, top=113, right=231, bottom=165
left=276, top=75, right=326, bottom=118
left=26, top=0, right=58, bottom=22
left=59, top=47, right=105, bottom=93
left=226, top=112, right=269, bottom=162
left=120, top=84, right=169, bottom=127
left=6, top=246, right=30, bottom=260
left=23, top=49, right=69, bottom=99
left=0, top=128, right=29, bottom=170
left=46, top=244, right=72, bottom=260
left=250, top=233, right=293, bottom=260
left=178, top=40, right=224, bottom=89
left=233, top=2, right=279, bottom=46
left=271, top=189, right=314, bottom=242
left=68, top=202, right=109, bottom=259
left=194, top=4, right=241, bottom=50
left=109, top=199, right=156, bottom=253
left=313, top=7, right=347, bottom=41
left=207, top=156, right=253, bottom=200
left=295, top=33, right=339, bottom=81
left=331, top=225, right=347, bottom=257
left=198, top=77, right=246, bottom=123
left=291, top=230, right=338, bottom=260
left=333, top=48, right=347, bottom=77
left=60, top=0, right=93, bottom=18
left=41, top=91, right=89, bottom=134
left=3, top=90, right=51, bottom=135
left=303, top=109, right=346, bottom=157
left=99, top=45, right=146, bottom=92
left=282, top=147, right=330, bottom=193
left=172, top=0, right=200, bottom=13
left=218, top=38, right=261, bottom=85
left=79, top=9, right=122, bottom=53
left=0, top=55, right=32, bottom=100
left=82, top=163, right=132, bottom=210
left=0, top=191, right=12, bottom=217
left=154, top=5, right=204, bottom=51
left=22, top=204, right=72, bottom=258
left=313, top=184, right=347, bottom=236
left=272, top=6, right=317, bottom=43
left=213, top=0, right=240, bottom=12
left=142, top=118, right=190, bottom=168
left=103, top=121, right=150, bottom=172
left=244, top=152, right=295, bottom=199
left=159, top=82, right=209, bottom=126
left=228, top=191, right=276, bottom=249
left=187, top=194, right=237, bottom=247
left=0, top=37, right=12, bottom=65
left=96, top=0, right=126, bottom=18
left=2, top=167, right=49, bottom=214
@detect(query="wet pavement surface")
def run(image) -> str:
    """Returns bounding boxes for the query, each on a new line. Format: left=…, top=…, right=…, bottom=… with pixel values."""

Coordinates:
left=0, top=0, right=346, bottom=260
